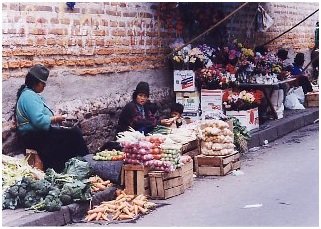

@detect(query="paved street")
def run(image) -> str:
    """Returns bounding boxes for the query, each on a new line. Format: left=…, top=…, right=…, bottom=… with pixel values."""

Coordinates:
left=67, top=123, right=319, bottom=227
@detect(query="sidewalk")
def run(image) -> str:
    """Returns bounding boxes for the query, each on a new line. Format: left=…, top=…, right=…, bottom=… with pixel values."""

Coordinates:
left=2, top=107, right=319, bottom=227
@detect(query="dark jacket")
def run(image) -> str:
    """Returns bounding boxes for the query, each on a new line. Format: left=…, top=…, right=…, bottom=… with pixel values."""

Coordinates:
left=117, top=101, right=157, bottom=134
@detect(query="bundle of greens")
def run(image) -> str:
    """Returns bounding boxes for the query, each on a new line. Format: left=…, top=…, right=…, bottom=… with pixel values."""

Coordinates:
left=229, top=117, right=251, bottom=154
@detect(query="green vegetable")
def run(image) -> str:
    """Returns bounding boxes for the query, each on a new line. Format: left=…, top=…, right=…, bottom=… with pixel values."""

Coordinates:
left=28, top=189, right=62, bottom=212
left=2, top=191, right=19, bottom=210
left=30, top=179, right=52, bottom=196
left=63, top=158, right=91, bottom=181
left=23, top=190, right=42, bottom=208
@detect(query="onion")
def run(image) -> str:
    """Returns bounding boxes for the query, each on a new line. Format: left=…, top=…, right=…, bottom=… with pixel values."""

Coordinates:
left=138, top=148, right=147, bottom=155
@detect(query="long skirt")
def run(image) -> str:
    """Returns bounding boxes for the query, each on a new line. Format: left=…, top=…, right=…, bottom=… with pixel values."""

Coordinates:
left=20, top=126, right=89, bottom=173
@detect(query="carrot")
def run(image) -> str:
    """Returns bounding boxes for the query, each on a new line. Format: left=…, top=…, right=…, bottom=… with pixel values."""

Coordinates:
left=87, top=212, right=98, bottom=221
left=96, top=212, right=103, bottom=221
left=133, top=199, right=145, bottom=207
left=134, top=194, right=144, bottom=200
left=91, top=186, right=100, bottom=192
left=84, top=214, right=91, bottom=221
left=112, top=211, right=121, bottom=220
left=122, top=207, right=131, bottom=215
left=103, top=204, right=117, bottom=210
left=118, top=214, right=134, bottom=220
left=105, top=208, right=115, bottom=213
left=101, top=213, right=109, bottom=221
left=115, top=197, right=127, bottom=203
left=116, top=194, right=125, bottom=200
left=138, top=206, right=148, bottom=214
left=116, top=203, right=126, bottom=211
left=134, top=205, right=138, bottom=215
left=94, top=183, right=106, bottom=190
left=87, top=207, right=105, bottom=214
left=103, top=180, right=111, bottom=185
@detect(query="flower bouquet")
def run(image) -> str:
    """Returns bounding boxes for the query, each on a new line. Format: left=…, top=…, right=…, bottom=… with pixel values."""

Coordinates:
left=196, top=65, right=232, bottom=90
left=223, top=90, right=262, bottom=111
left=171, top=45, right=207, bottom=70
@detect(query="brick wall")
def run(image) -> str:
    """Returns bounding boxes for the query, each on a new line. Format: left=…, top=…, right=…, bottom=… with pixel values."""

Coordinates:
left=2, top=2, right=175, bottom=79
left=222, top=2, right=319, bottom=59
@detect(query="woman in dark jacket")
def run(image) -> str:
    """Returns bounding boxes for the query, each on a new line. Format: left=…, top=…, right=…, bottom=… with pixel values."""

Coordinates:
left=117, top=81, right=172, bottom=134
left=291, top=53, right=313, bottom=94
left=15, top=64, right=89, bottom=172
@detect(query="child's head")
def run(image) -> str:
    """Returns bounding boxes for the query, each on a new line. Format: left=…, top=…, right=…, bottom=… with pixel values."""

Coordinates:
left=170, top=103, right=184, bottom=118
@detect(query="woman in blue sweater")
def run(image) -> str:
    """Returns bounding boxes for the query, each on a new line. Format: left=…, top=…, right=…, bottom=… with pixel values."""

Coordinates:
left=15, top=64, right=89, bottom=172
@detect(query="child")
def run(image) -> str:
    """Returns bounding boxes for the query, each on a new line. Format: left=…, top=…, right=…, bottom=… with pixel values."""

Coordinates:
left=162, top=103, right=185, bottom=128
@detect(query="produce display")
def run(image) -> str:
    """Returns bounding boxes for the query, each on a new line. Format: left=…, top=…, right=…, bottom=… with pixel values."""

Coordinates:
left=2, top=158, right=91, bottom=212
left=89, top=176, right=113, bottom=192
left=198, top=120, right=236, bottom=156
left=84, top=190, right=156, bottom=222
left=160, top=142, right=182, bottom=169
left=93, top=150, right=124, bottom=161
left=145, top=135, right=166, bottom=160
left=121, top=141, right=153, bottom=165
left=144, top=160, right=175, bottom=172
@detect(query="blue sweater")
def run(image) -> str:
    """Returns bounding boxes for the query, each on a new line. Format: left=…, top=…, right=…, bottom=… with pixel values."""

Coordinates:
left=16, top=88, right=54, bottom=134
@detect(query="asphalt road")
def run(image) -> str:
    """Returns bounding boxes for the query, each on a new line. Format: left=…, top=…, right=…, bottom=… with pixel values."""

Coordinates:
left=69, top=123, right=319, bottom=227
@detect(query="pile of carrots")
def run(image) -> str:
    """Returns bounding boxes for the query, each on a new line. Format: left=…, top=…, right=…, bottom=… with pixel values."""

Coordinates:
left=89, top=176, right=113, bottom=192
left=84, top=190, right=156, bottom=222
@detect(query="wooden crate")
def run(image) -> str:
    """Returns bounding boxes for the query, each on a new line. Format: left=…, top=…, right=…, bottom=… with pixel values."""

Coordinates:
left=195, top=152, right=240, bottom=176
left=122, top=164, right=150, bottom=196
left=305, top=92, right=319, bottom=107
left=181, top=160, right=194, bottom=189
left=148, top=161, right=193, bottom=199
left=182, top=147, right=200, bottom=172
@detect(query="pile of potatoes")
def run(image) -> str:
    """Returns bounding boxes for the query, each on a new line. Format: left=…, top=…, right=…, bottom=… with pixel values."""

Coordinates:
left=198, top=120, right=236, bottom=156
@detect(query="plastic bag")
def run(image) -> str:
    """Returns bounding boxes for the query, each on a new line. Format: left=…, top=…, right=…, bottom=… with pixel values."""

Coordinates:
left=256, top=5, right=274, bottom=32
left=293, top=86, right=305, bottom=104
left=284, top=90, right=305, bottom=109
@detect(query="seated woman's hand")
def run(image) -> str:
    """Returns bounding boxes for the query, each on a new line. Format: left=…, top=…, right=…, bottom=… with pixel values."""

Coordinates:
left=51, top=115, right=66, bottom=123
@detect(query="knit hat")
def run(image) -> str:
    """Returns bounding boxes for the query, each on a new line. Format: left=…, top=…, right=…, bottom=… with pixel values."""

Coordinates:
left=135, top=81, right=150, bottom=96
left=28, top=64, right=49, bottom=83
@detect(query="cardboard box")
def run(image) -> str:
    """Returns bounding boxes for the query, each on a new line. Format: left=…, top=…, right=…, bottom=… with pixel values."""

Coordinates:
left=225, top=107, right=259, bottom=131
left=200, top=89, right=224, bottom=112
left=176, top=91, right=200, bottom=112
left=174, top=70, right=196, bottom=92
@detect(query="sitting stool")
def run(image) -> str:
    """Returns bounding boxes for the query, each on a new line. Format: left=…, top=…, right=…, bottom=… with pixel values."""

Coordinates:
left=25, top=149, right=44, bottom=171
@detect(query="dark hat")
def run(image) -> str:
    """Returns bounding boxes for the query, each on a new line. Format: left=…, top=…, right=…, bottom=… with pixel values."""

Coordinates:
left=135, top=81, right=150, bottom=96
left=277, top=49, right=288, bottom=60
left=28, top=64, right=49, bottom=83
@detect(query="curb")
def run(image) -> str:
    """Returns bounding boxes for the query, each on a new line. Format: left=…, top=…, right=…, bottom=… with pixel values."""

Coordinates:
left=2, top=187, right=116, bottom=227
left=248, top=108, right=319, bottom=148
